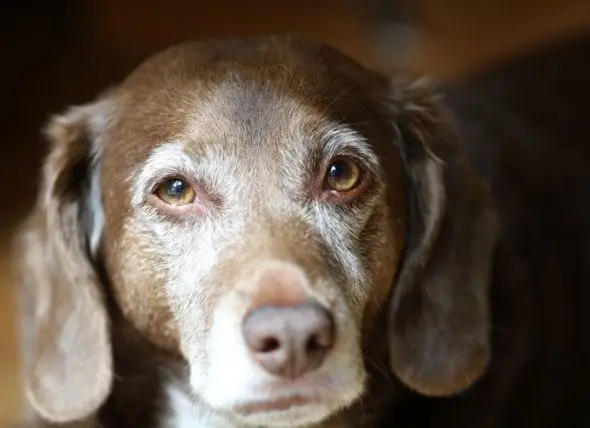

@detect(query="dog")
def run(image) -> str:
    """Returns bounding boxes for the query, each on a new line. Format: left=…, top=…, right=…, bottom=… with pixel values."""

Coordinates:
left=12, top=35, right=590, bottom=428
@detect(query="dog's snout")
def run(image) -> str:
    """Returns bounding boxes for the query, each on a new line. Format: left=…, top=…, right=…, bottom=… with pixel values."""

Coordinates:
left=242, top=301, right=335, bottom=379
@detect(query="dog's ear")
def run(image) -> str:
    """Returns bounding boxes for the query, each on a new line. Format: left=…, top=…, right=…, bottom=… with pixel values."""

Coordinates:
left=13, top=96, right=115, bottom=423
left=383, top=75, right=497, bottom=396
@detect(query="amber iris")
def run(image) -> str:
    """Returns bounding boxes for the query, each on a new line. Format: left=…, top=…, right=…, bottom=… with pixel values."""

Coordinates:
left=155, top=178, right=196, bottom=205
left=326, top=159, right=361, bottom=192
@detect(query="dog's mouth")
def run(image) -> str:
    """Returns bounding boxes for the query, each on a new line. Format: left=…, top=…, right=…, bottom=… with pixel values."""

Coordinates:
left=233, top=375, right=339, bottom=417
left=222, top=367, right=365, bottom=425
left=234, top=394, right=317, bottom=416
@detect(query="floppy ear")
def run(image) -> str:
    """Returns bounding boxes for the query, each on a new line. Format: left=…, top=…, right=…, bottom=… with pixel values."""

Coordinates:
left=13, top=96, right=114, bottom=423
left=384, top=75, right=497, bottom=396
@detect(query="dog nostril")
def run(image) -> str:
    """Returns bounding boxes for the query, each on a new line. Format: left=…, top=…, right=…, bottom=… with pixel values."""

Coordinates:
left=259, top=337, right=281, bottom=353
left=307, top=335, right=320, bottom=352
left=314, top=321, right=334, bottom=347
left=307, top=333, right=325, bottom=353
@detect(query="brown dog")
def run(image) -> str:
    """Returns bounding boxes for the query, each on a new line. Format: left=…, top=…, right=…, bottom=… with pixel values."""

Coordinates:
left=12, top=35, right=588, bottom=428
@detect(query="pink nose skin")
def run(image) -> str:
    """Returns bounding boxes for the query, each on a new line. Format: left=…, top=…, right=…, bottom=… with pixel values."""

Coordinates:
left=241, top=301, right=336, bottom=379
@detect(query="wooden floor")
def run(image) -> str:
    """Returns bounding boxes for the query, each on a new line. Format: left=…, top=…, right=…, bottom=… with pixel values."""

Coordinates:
left=0, top=255, right=21, bottom=426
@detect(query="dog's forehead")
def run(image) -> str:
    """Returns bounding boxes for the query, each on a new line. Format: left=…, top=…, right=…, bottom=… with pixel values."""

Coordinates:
left=119, top=35, right=378, bottom=94
left=102, top=37, right=387, bottom=180
left=115, top=38, right=380, bottom=121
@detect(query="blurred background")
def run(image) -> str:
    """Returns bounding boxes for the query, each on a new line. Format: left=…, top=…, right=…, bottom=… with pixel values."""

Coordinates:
left=0, top=0, right=588, bottom=425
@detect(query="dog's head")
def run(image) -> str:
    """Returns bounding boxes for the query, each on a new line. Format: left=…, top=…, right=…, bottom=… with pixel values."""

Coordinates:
left=14, top=36, right=496, bottom=427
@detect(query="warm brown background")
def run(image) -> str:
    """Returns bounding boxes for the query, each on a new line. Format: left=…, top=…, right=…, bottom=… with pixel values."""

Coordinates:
left=1, top=0, right=588, bottom=425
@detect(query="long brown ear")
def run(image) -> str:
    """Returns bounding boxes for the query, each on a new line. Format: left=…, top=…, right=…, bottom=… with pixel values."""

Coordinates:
left=384, top=75, right=497, bottom=396
left=13, top=97, right=115, bottom=423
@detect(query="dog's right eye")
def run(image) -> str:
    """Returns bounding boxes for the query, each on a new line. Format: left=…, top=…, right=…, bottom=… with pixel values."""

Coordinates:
left=154, top=178, right=196, bottom=206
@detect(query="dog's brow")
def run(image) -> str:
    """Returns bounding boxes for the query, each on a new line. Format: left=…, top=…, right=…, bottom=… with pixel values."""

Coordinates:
left=131, top=142, right=197, bottom=207
left=323, top=125, right=379, bottom=167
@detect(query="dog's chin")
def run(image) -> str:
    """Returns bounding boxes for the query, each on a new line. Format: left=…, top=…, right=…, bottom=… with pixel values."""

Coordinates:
left=200, top=375, right=365, bottom=428
left=233, top=399, right=335, bottom=427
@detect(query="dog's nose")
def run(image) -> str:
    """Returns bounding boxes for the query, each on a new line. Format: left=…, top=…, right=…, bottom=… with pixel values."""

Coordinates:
left=241, top=301, right=335, bottom=379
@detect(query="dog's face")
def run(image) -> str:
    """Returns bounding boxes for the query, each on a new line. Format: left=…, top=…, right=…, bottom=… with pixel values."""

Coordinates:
left=101, top=40, right=407, bottom=425
left=15, top=36, right=497, bottom=427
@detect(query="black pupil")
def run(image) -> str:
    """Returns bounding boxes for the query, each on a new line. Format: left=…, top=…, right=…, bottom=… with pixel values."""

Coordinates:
left=166, top=179, right=186, bottom=197
left=329, top=161, right=350, bottom=182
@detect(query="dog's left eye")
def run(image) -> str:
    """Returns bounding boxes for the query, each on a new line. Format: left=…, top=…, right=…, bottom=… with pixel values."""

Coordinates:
left=326, top=158, right=361, bottom=192
left=155, top=178, right=196, bottom=205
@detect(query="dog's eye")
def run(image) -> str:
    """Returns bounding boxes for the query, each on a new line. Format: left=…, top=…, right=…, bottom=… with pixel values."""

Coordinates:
left=155, top=178, right=196, bottom=205
left=326, top=158, right=361, bottom=192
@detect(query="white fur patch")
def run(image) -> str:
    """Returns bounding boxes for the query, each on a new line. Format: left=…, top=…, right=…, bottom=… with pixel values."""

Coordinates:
left=162, top=381, right=233, bottom=428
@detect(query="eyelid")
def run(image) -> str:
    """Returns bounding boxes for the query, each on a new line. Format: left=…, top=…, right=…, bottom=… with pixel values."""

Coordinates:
left=150, top=175, right=191, bottom=194
left=328, top=149, right=376, bottom=170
